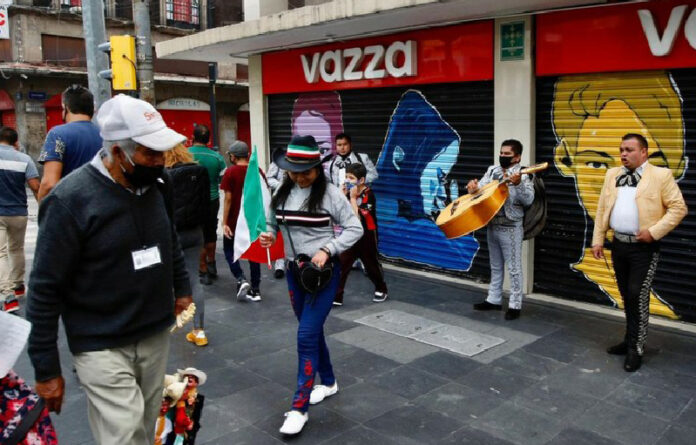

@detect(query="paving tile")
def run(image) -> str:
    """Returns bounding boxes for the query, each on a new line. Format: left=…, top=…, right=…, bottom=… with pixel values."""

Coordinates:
left=330, top=325, right=397, bottom=349
left=194, top=399, right=251, bottom=444
left=414, top=382, right=504, bottom=424
left=237, top=349, right=297, bottom=390
left=471, top=401, right=565, bottom=445
left=214, top=382, right=292, bottom=424
left=360, top=336, right=439, bottom=364
left=323, top=316, right=358, bottom=335
left=522, top=336, right=589, bottom=364
left=546, top=428, right=622, bottom=445
left=199, top=425, right=282, bottom=444
left=324, top=382, right=409, bottom=423
left=491, top=349, right=566, bottom=380
left=439, top=426, right=516, bottom=444
left=655, top=424, right=696, bottom=445
left=573, top=400, right=669, bottom=445
left=216, top=328, right=297, bottom=362
left=254, top=405, right=357, bottom=444
left=512, top=381, right=598, bottom=420
left=412, top=324, right=505, bottom=356
left=371, top=365, right=449, bottom=400
left=319, top=426, right=400, bottom=445
left=331, top=349, right=401, bottom=381
left=354, top=309, right=444, bottom=337
left=673, top=398, right=696, bottom=426
left=364, top=405, right=464, bottom=445
left=604, top=381, right=692, bottom=421
left=457, top=364, right=536, bottom=398
left=202, top=365, right=266, bottom=400
left=409, top=351, right=483, bottom=381
left=628, top=365, right=696, bottom=396
left=542, top=360, right=628, bottom=399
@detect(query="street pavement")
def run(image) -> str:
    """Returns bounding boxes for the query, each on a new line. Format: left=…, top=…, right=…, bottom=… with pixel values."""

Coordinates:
left=11, top=202, right=696, bottom=445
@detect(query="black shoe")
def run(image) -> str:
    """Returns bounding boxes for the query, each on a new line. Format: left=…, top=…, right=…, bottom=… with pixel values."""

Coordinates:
left=199, top=271, right=212, bottom=285
left=505, top=309, right=521, bottom=320
left=624, top=350, right=642, bottom=372
left=207, top=261, right=218, bottom=278
left=473, top=301, right=502, bottom=311
left=607, top=341, right=628, bottom=355
left=274, top=269, right=285, bottom=279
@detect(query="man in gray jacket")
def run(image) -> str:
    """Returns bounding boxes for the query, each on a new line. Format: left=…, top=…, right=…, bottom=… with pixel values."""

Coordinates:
left=467, top=139, right=534, bottom=320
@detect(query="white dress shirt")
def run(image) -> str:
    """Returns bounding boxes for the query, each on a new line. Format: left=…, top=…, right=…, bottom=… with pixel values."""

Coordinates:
left=609, top=161, right=647, bottom=234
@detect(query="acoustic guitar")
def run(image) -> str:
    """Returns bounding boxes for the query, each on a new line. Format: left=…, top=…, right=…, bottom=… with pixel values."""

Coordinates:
left=436, top=163, right=549, bottom=239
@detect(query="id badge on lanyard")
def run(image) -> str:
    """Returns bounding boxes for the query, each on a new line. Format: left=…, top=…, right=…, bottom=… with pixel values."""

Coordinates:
left=131, top=245, right=162, bottom=271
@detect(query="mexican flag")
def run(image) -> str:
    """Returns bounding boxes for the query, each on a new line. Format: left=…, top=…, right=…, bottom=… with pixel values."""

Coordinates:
left=233, top=147, right=285, bottom=263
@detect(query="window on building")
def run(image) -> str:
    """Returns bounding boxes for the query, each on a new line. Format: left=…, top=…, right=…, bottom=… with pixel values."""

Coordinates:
left=33, top=0, right=53, bottom=7
left=206, top=0, right=243, bottom=28
left=42, top=35, right=86, bottom=68
left=166, top=0, right=200, bottom=27
left=60, top=0, right=82, bottom=7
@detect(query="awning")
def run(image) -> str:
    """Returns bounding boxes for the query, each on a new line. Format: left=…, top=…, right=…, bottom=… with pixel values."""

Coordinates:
left=155, top=0, right=609, bottom=62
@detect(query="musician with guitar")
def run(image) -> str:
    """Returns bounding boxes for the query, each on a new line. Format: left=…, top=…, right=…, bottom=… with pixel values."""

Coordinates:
left=467, top=140, right=535, bottom=320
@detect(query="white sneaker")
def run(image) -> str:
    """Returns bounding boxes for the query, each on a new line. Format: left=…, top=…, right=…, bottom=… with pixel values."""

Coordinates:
left=373, top=292, right=388, bottom=302
left=279, top=410, right=308, bottom=435
left=309, top=381, right=338, bottom=405
left=236, top=280, right=251, bottom=301
left=246, top=290, right=262, bottom=302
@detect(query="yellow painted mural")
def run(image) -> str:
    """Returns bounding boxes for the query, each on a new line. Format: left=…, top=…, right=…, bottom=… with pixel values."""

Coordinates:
left=552, top=71, right=687, bottom=319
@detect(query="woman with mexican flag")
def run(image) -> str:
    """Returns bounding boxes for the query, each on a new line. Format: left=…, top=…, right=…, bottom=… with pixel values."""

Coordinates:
left=259, top=135, right=363, bottom=436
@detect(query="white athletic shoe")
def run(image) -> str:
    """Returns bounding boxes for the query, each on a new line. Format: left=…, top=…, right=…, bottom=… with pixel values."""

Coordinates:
left=236, top=280, right=251, bottom=302
left=309, top=381, right=338, bottom=405
left=279, top=410, right=308, bottom=435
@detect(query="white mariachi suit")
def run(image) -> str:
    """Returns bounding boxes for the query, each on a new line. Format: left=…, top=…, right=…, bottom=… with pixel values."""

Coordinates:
left=478, top=164, right=534, bottom=309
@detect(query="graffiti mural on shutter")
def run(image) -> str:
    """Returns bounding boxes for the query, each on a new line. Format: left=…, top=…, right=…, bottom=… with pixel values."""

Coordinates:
left=535, top=70, right=696, bottom=321
left=268, top=82, right=494, bottom=278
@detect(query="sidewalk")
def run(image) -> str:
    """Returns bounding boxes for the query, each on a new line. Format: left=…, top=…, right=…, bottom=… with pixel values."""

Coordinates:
left=11, top=205, right=696, bottom=444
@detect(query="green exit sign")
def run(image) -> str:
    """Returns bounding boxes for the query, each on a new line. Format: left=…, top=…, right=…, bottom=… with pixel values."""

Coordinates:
left=501, top=21, right=525, bottom=61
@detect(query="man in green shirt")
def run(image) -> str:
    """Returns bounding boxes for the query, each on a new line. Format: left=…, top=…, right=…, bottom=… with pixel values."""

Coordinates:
left=188, top=125, right=226, bottom=285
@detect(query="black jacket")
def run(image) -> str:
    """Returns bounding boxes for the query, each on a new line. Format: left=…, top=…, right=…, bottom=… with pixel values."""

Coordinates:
left=167, top=163, right=210, bottom=231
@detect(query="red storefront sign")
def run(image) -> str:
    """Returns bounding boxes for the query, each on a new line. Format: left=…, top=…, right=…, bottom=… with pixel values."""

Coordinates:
left=262, top=21, right=493, bottom=94
left=537, top=0, right=696, bottom=76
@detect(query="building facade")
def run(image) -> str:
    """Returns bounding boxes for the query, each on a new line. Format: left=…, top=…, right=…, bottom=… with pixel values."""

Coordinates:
left=159, top=0, right=696, bottom=322
left=0, top=0, right=249, bottom=160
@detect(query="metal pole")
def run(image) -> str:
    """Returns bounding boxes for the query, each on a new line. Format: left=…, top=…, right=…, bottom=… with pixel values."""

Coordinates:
left=82, top=0, right=111, bottom=110
left=132, top=0, right=155, bottom=104
left=208, top=62, right=219, bottom=150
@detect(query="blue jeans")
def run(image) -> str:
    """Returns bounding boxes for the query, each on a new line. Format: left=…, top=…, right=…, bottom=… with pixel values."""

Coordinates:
left=222, top=236, right=261, bottom=291
left=287, top=258, right=340, bottom=412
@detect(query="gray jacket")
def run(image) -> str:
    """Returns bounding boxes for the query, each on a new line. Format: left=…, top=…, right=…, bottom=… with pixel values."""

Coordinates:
left=478, top=163, right=535, bottom=223
left=266, top=162, right=285, bottom=192
left=271, top=182, right=363, bottom=259
left=327, top=151, right=378, bottom=186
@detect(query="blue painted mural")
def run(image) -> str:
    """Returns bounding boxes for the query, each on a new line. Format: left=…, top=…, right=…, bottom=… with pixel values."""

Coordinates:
left=372, top=90, right=479, bottom=270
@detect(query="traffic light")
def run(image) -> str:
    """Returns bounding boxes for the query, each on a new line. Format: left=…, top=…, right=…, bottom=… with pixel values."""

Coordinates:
left=98, top=35, right=137, bottom=90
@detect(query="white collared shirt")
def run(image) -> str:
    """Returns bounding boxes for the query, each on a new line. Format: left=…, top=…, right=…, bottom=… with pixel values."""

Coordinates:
left=609, top=161, right=647, bottom=234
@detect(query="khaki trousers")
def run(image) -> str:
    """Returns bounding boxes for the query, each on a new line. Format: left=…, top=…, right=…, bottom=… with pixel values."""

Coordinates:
left=0, top=215, right=28, bottom=297
left=73, top=328, right=171, bottom=445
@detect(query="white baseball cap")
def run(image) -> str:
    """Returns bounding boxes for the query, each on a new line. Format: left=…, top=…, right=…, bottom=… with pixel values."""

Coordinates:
left=97, top=94, right=186, bottom=151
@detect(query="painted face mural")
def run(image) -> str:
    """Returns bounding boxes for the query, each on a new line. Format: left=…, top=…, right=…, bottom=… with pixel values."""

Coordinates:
left=552, top=71, right=687, bottom=319
left=291, top=91, right=344, bottom=156
left=372, top=90, right=479, bottom=271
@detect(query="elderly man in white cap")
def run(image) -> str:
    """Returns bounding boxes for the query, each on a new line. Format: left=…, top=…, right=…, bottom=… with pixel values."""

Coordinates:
left=26, top=94, right=193, bottom=445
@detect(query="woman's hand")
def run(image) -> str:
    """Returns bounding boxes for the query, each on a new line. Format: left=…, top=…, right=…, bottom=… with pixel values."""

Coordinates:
left=312, top=249, right=330, bottom=268
left=223, top=224, right=233, bottom=239
left=259, top=232, right=276, bottom=248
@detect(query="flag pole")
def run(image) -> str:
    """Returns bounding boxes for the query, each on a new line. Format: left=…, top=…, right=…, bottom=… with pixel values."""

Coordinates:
left=266, top=247, right=272, bottom=269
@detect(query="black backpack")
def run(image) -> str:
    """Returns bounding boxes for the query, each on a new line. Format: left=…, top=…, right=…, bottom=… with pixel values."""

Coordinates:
left=522, top=171, right=547, bottom=240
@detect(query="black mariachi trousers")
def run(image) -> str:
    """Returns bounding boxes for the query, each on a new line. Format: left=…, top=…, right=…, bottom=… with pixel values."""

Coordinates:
left=612, top=239, right=660, bottom=356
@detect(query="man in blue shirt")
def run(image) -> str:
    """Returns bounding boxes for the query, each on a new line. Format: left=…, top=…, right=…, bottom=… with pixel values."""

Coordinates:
left=37, top=85, right=102, bottom=200
left=0, top=127, right=39, bottom=313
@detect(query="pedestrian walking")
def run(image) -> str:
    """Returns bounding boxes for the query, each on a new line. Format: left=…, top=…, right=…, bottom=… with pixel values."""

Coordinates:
left=26, top=94, right=193, bottom=445
left=260, top=135, right=363, bottom=435
left=221, top=140, right=262, bottom=302
left=0, top=127, right=39, bottom=313
left=37, top=85, right=102, bottom=200
left=188, top=125, right=226, bottom=285
left=469, top=139, right=535, bottom=320
left=334, top=162, right=388, bottom=306
left=593, top=133, right=687, bottom=372
left=165, top=144, right=211, bottom=347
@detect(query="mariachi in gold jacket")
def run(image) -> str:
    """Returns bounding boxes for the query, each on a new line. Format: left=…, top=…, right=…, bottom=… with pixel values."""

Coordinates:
left=592, top=162, right=688, bottom=247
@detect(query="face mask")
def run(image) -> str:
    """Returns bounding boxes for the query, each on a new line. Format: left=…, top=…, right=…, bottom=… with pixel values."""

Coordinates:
left=345, top=181, right=356, bottom=191
left=499, top=156, right=514, bottom=169
left=120, top=150, right=163, bottom=188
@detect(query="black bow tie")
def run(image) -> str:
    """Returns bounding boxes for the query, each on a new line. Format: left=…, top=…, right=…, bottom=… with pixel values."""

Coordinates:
left=336, top=155, right=352, bottom=169
left=616, top=169, right=641, bottom=187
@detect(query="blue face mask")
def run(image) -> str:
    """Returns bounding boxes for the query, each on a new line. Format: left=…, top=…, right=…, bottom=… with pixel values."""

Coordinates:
left=345, top=181, right=356, bottom=191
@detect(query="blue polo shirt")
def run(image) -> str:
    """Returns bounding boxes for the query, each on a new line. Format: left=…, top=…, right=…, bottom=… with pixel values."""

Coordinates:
left=0, top=144, right=39, bottom=216
left=39, top=121, right=102, bottom=177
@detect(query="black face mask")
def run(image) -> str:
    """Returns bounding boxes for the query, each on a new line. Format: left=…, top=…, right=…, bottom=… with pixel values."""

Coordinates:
left=120, top=151, right=163, bottom=188
left=499, top=156, right=514, bottom=169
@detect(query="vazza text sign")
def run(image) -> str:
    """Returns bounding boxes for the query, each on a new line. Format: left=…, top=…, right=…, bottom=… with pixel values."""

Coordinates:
left=537, top=0, right=696, bottom=76
left=262, top=21, right=493, bottom=94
